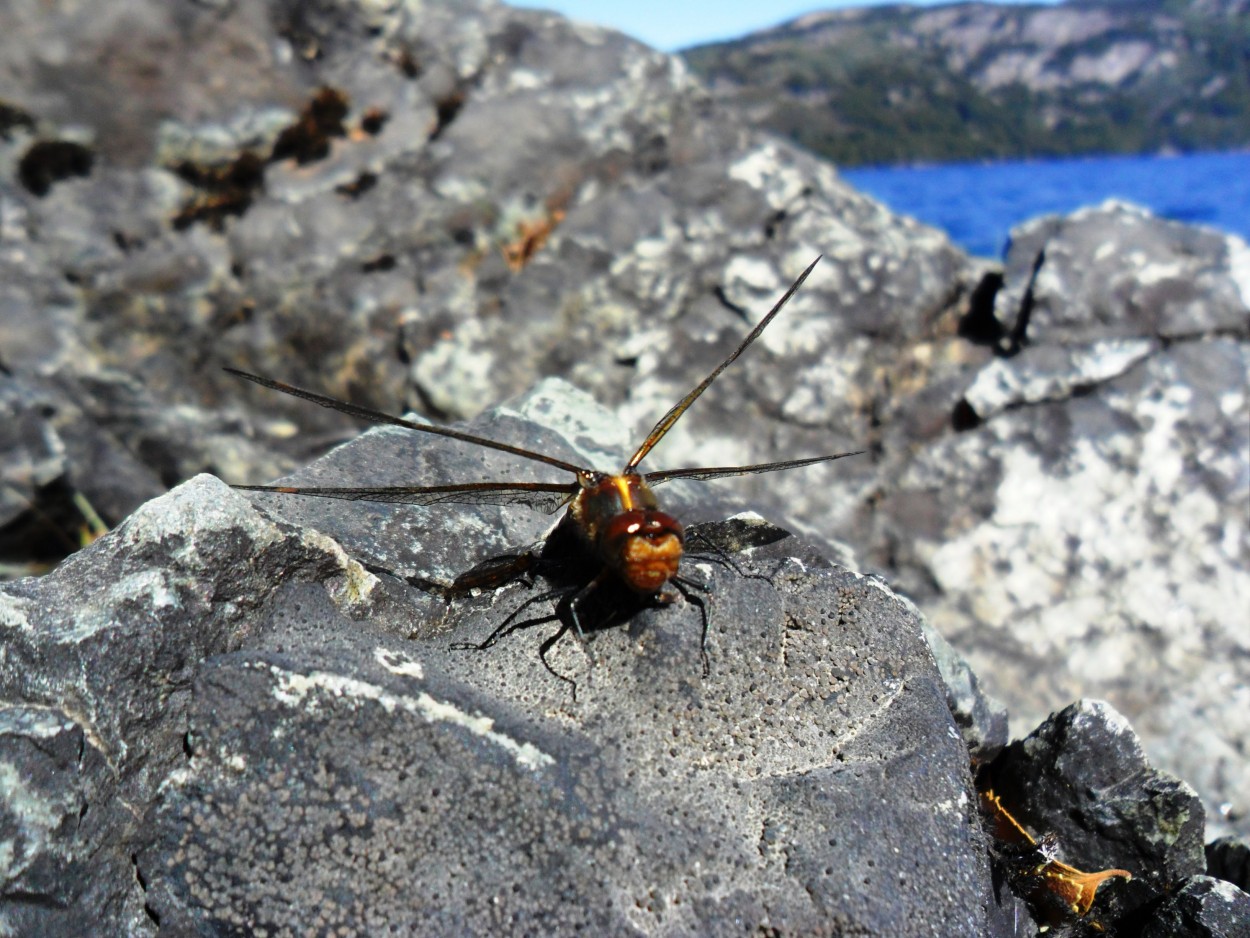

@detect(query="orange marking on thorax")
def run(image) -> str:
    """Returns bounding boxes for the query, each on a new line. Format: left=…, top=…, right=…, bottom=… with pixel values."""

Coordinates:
left=611, top=476, right=634, bottom=511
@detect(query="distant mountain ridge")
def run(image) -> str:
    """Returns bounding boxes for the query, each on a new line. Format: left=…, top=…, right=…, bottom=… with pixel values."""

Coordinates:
left=682, top=0, right=1250, bottom=166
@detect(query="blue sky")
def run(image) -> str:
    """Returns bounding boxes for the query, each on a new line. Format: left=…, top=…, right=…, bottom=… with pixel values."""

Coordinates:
left=513, top=0, right=1058, bottom=52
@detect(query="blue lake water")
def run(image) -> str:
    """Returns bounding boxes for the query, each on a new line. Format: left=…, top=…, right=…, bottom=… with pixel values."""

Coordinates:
left=841, top=150, right=1250, bottom=259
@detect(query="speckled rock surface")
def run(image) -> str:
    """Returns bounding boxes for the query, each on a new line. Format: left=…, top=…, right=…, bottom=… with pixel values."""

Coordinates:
left=1, top=0, right=1247, bottom=875
left=2, top=386, right=1005, bottom=936
left=0, top=469, right=379, bottom=935
left=1139, top=876, right=1250, bottom=938
left=870, top=203, right=1250, bottom=840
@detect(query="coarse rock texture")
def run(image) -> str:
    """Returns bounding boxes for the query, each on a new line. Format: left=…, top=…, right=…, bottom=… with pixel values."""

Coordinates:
left=0, top=0, right=1247, bottom=911
left=3, top=386, right=1006, bottom=936
left=879, top=202, right=1250, bottom=841
left=0, top=472, right=380, bottom=935
left=2, top=383, right=1238, bottom=935
left=1140, top=876, right=1250, bottom=938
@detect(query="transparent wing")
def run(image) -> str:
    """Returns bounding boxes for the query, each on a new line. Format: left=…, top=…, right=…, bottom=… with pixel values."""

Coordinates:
left=625, top=256, right=823, bottom=471
left=645, top=451, right=863, bottom=486
left=226, top=368, right=589, bottom=476
left=233, top=480, right=577, bottom=513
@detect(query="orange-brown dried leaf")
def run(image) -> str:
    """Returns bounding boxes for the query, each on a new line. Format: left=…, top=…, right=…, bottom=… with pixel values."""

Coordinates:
left=981, top=790, right=1036, bottom=846
left=1042, top=861, right=1133, bottom=916
left=501, top=210, right=566, bottom=271
left=980, top=790, right=1131, bottom=918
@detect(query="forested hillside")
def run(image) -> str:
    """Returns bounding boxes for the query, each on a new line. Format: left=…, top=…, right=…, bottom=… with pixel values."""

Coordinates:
left=683, top=0, right=1250, bottom=165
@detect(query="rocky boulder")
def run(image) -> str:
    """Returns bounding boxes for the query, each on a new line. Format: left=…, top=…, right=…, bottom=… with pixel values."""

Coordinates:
left=3, top=384, right=1006, bottom=935
left=0, top=0, right=1247, bottom=920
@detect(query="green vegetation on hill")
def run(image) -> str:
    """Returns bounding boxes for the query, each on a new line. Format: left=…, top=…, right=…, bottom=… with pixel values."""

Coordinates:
left=682, top=0, right=1250, bottom=166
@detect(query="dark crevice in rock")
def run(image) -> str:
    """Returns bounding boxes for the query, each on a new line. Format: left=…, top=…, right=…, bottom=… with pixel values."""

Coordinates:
left=0, top=478, right=102, bottom=567
left=633, top=132, right=670, bottom=175
left=361, top=253, right=396, bottom=273
left=0, top=99, right=37, bottom=139
left=951, top=398, right=981, bottom=432
left=111, top=230, right=144, bottom=253
left=359, top=106, right=388, bottom=136
left=271, top=86, right=350, bottom=164
left=170, top=152, right=266, bottom=231
left=449, top=223, right=475, bottom=246
left=763, top=209, right=787, bottom=239
left=389, top=45, right=422, bottom=79
left=958, top=269, right=1006, bottom=347
left=409, top=379, right=455, bottom=423
left=335, top=170, right=377, bottom=198
left=1166, top=324, right=1250, bottom=344
left=1001, top=248, right=1045, bottom=356
left=0, top=891, right=67, bottom=911
left=429, top=90, right=466, bottom=142
left=132, top=853, right=160, bottom=927
left=712, top=284, right=750, bottom=323
left=18, top=140, right=95, bottom=197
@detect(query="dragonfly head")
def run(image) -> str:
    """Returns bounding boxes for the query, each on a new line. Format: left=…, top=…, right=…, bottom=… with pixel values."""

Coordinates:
left=601, top=509, right=684, bottom=594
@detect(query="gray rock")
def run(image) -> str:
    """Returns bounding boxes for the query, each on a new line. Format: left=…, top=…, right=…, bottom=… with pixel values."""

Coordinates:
left=880, top=203, right=1250, bottom=841
left=2, top=0, right=1247, bottom=876
left=0, top=706, right=147, bottom=935
left=994, top=201, right=1250, bottom=346
left=3, top=385, right=1006, bottom=935
left=1208, top=836, right=1250, bottom=894
left=1139, top=876, right=1250, bottom=938
left=0, top=468, right=381, bottom=935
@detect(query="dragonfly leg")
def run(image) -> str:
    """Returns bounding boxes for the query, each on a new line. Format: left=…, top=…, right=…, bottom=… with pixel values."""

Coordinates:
left=449, top=585, right=570, bottom=651
left=565, top=569, right=611, bottom=646
left=536, top=625, right=579, bottom=702
left=684, top=530, right=779, bottom=585
left=671, top=575, right=711, bottom=679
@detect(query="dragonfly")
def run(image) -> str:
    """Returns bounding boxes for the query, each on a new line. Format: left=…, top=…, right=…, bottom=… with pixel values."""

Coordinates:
left=227, top=255, right=861, bottom=688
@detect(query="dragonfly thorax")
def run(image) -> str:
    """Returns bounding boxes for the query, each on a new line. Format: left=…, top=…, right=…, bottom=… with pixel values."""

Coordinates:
left=569, top=472, right=685, bottom=594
